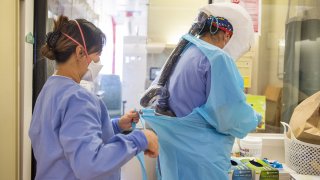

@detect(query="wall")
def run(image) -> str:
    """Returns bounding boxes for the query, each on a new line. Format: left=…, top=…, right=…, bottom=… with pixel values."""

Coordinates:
left=0, top=0, right=19, bottom=179
left=20, top=0, right=34, bottom=179
left=147, top=0, right=208, bottom=44
left=244, top=35, right=259, bottom=94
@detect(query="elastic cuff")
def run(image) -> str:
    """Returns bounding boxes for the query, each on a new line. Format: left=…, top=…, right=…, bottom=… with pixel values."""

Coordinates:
left=127, top=130, right=148, bottom=153
left=111, top=118, right=122, bottom=134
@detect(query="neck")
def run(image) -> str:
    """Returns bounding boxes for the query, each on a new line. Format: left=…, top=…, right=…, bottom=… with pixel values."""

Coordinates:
left=56, top=61, right=82, bottom=83
left=200, top=34, right=224, bottom=49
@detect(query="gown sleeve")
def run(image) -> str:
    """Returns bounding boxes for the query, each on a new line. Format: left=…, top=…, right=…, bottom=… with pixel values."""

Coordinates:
left=111, top=118, right=122, bottom=134
left=198, top=52, right=261, bottom=138
left=58, top=90, right=148, bottom=179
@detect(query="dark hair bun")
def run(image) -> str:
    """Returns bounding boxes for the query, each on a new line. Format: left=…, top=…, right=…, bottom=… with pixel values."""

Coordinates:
left=42, top=31, right=62, bottom=60
left=41, top=15, right=70, bottom=60
left=41, top=44, right=56, bottom=60
left=46, top=31, right=61, bottom=49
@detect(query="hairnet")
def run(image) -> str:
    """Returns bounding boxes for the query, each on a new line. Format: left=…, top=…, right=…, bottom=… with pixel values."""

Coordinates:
left=209, top=16, right=234, bottom=36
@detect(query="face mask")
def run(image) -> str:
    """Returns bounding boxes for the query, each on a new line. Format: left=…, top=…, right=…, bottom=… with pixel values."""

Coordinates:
left=82, top=60, right=103, bottom=82
left=80, top=80, right=95, bottom=93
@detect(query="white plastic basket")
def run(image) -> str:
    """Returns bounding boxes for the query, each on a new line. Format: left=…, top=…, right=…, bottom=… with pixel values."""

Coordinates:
left=281, top=122, right=320, bottom=176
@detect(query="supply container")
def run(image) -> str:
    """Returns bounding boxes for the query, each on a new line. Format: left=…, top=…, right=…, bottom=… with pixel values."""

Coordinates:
left=281, top=122, right=320, bottom=176
left=240, top=136, right=262, bottom=158
left=241, top=158, right=279, bottom=180
left=229, top=157, right=253, bottom=180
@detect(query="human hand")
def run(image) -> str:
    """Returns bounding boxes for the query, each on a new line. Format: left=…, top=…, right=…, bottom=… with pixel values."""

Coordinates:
left=118, top=109, right=139, bottom=131
left=258, top=121, right=264, bottom=128
left=142, top=129, right=159, bottom=158
left=256, top=113, right=263, bottom=128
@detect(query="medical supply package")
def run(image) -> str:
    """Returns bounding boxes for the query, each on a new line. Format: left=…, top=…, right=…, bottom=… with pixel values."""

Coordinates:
left=241, top=158, right=279, bottom=180
left=229, top=157, right=253, bottom=180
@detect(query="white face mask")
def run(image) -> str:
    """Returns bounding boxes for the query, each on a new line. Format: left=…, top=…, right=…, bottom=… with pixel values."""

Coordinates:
left=82, top=60, right=103, bottom=82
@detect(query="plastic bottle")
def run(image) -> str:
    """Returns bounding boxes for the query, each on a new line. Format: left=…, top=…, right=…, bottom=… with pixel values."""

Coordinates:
left=239, top=136, right=262, bottom=158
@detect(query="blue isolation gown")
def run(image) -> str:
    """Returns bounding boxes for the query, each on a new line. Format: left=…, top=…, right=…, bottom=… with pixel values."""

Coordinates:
left=29, top=76, right=148, bottom=180
left=141, top=34, right=261, bottom=180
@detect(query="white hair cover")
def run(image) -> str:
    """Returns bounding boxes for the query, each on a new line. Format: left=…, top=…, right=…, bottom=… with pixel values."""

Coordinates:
left=200, top=2, right=255, bottom=60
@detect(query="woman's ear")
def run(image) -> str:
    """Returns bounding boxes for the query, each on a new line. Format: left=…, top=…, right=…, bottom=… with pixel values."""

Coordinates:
left=75, top=45, right=85, bottom=60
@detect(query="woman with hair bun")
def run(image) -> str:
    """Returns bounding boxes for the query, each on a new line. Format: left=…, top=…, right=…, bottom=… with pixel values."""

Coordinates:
left=29, top=15, right=158, bottom=180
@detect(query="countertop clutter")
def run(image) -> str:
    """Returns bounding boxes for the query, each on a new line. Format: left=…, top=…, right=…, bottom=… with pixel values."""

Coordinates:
left=229, top=157, right=320, bottom=180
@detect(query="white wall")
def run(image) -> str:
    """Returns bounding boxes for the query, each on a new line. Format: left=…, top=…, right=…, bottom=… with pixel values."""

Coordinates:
left=19, top=0, right=34, bottom=179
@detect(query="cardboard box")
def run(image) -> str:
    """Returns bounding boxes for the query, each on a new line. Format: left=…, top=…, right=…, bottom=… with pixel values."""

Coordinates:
left=264, top=86, right=282, bottom=131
